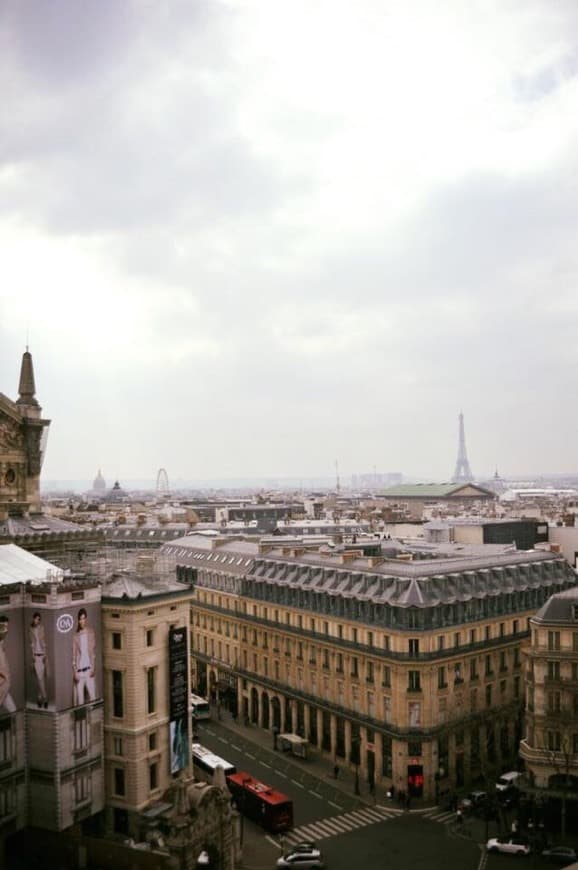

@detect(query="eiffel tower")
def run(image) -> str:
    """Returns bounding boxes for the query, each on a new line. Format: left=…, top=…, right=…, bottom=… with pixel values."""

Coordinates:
left=452, top=412, right=473, bottom=482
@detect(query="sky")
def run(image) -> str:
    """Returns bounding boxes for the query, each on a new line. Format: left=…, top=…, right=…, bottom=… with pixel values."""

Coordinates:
left=1, top=0, right=578, bottom=486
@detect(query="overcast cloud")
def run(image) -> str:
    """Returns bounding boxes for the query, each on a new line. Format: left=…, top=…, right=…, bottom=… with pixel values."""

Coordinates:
left=1, top=0, right=578, bottom=485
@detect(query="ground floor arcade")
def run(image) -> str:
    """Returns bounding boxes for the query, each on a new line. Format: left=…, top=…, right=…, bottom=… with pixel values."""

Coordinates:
left=195, top=661, right=521, bottom=802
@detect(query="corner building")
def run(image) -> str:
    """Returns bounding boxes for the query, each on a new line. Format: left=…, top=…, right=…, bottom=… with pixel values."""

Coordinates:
left=165, top=535, right=577, bottom=801
left=101, top=573, right=194, bottom=838
left=520, top=586, right=578, bottom=830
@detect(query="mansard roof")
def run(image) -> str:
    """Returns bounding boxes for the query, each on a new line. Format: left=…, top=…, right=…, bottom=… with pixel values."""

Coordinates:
left=165, top=533, right=575, bottom=609
left=532, top=585, right=578, bottom=625
left=249, top=550, right=572, bottom=608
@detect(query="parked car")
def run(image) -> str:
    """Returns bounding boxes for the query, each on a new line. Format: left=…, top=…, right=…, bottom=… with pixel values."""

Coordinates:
left=541, top=847, right=577, bottom=866
left=486, top=836, right=531, bottom=856
left=277, top=844, right=325, bottom=869
left=496, top=771, right=523, bottom=792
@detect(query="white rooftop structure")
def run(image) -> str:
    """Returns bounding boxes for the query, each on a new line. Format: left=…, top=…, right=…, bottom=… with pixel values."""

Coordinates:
left=0, top=543, right=64, bottom=586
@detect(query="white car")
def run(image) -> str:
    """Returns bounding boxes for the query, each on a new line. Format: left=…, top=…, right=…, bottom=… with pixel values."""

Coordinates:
left=486, top=837, right=530, bottom=856
left=276, top=844, right=325, bottom=869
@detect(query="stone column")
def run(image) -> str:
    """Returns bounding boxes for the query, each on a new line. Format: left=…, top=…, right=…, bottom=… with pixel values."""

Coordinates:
left=330, top=714, right=337, bottom=757
left=373, top=734, right=383, bottom=786
left=304, top=704, right=311, bottom=740
left=359, top=727, right=368, bottom=779
left=291, top=700, right=298, bottom=733
left=316, top=708, right=323, bottom=749
left=344, top=719, right=352, bottom=765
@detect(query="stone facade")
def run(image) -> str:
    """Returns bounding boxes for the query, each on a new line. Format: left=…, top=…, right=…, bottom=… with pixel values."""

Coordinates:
left=0, top=351, right=50, bottom=519
left=101, top=572, right=237, bottom=869
left=165, top=533, right=577, bottom=801
left=520, top=586, right=578, bottom=789
left=0, top=553, right=105, bottom=860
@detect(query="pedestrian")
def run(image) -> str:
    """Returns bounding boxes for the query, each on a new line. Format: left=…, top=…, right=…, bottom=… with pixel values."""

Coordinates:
left=333, top=763, right=339, bottom=779
left=456, top=809, right=463, bottom=828
left=406, top=793, right=411, bottom=811
left=389, top=784, right=395, bottom=800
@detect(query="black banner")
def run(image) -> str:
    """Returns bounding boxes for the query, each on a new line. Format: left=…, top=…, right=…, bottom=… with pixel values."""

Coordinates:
left=168, top=625, right=188, bottom=773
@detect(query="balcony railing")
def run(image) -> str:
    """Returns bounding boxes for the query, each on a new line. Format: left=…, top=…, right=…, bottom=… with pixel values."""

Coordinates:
left=193, top=601, right=530, bottom=662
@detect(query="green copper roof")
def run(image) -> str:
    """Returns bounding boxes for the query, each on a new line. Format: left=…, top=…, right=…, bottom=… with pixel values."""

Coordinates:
left=380, top=483, right=491, bottom=498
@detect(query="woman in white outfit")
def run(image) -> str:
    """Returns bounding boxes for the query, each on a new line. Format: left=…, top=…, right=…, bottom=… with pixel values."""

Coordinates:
left=29, top=612, right=48, bottom=707
left=72, top=608, right=96, bottom=705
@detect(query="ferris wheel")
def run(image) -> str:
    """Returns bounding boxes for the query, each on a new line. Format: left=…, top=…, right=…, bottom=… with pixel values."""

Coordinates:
left=156, top=467, right=170, bottom=495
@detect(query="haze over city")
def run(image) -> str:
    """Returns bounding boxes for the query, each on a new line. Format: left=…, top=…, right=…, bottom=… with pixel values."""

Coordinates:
left=2, top=0, right=578, bottom=484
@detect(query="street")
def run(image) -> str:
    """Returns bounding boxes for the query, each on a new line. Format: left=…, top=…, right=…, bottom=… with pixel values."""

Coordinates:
left=197, top=720, right=481, bottom=870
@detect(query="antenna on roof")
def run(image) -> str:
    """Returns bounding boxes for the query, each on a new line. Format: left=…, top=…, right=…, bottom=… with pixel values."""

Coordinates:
left=335, top=459, right=340, bottom=494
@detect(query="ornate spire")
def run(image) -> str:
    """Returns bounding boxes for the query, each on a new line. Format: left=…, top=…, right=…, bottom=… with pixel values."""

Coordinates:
left=16, top=348, right=39, bottom=409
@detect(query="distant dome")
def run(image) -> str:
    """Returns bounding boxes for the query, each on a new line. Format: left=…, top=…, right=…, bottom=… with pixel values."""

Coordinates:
left=93, top=469, right=106, bottom=492
left=106, top=480, right=127, bottom=502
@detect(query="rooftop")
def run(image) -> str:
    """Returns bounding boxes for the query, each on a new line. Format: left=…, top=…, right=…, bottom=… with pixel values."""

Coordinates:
left=380, top=483, right=495, bottom=499
left=0, top=543, right=64, bottom=585
left=532, top=585, right=578, bottom=625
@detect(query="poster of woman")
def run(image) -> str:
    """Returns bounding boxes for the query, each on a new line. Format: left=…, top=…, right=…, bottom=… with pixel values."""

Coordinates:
left=72, top=608, right=97, bottom=706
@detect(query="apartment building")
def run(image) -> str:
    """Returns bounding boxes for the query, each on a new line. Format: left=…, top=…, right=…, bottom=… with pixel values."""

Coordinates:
left=100, top=570, right=237, bottom=869
left=101, top=571, right=194, bottom=837
left=520, top=586, right=578, bottom=828
left=0, top=544, right=104, bottom=860
left=165, top=534, right=577, bottom=801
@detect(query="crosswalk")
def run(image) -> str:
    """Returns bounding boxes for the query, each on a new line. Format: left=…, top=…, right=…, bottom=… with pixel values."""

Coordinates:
left=420, top=808, right=455, bottom=824
left=282, top=805, right=401, bottom=847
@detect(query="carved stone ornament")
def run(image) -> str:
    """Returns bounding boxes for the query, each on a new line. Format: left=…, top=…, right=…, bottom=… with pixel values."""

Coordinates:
left=0, top=415, right=23, bottom=450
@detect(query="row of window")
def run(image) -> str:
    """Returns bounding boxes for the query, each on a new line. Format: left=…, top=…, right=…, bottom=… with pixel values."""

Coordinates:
left=542, top=630, right=578, bottom=651
left=238, top=573, right=566, bottom=627
left=111, top=667, right=157, bottom=719
left=194, top=631, right=520, bottom=692
left=436, top=650, right=521, bottom=688
left=112, top=761, right=159, bottom=798
left=111, top=731, right=158, bottom=757
left=194, top=600, right=526, bottom=650
left=111, top=627, right=156, bottom=651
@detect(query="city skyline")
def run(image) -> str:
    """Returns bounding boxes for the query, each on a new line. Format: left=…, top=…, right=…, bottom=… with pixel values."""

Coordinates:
left=2, top=1, right=578, bottom=481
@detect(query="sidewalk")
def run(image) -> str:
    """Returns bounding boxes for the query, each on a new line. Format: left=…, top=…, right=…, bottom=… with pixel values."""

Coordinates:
left=202, top=708, right=434, bottom=813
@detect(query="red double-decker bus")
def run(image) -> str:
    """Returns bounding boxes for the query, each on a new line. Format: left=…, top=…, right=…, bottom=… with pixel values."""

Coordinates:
left=227, top=772, right=293, bottom=833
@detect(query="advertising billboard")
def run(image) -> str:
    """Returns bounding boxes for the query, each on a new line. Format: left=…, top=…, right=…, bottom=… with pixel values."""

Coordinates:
left=0, top=605, right=25, bottom=715
left=24, top=601, right=103, bottom=712
left=168, top=625, right=189, bottom=774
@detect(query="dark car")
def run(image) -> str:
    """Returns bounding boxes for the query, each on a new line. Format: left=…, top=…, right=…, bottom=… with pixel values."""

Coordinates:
left=541, top=847, right=577, bottom=866
left=498, top=786, right=520, bottom=810
left=459, top=791, right=488, bottom=814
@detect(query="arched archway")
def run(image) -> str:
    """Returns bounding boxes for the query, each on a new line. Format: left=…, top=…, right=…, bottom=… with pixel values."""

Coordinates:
left=250, top=688, right=259, bottom=724
left=261, top=692, right=270, bottom=729
left=271, top=697, right=281, bottom=730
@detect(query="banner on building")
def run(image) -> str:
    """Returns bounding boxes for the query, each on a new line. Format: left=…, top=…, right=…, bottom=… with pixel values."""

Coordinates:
left=168, top=625, right=189, bottom=774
